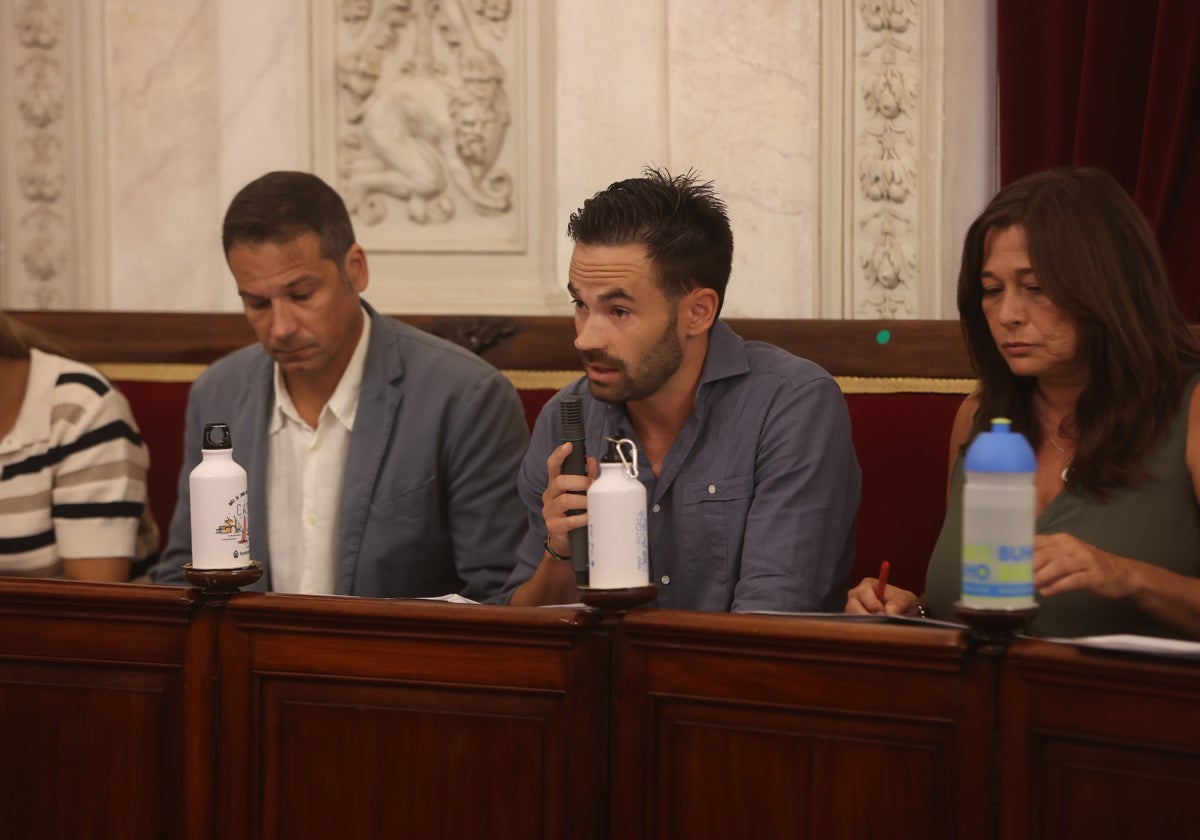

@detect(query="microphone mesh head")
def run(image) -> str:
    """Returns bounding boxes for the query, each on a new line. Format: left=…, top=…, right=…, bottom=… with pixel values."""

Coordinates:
left=560, top=395, right=584, bottom=439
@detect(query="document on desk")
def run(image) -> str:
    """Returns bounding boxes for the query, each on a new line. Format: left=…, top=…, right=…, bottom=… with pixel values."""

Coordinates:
left=414, top=593, right=480, bottom=604
left=748, top=611, right=967, bottom=630
left=1049, top=634, right=1200, bottom=660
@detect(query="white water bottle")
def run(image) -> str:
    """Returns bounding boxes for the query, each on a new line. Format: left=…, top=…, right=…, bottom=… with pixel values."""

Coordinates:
left=961, top=417, right=1036, bottom=609
left=587, top=437, right=649, bottom=589
left=189, top=422, right=251, bottom=570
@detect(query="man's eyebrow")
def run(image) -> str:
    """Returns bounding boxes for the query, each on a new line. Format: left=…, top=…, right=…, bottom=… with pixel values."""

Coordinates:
left=237, top=275, right=319, bottom=298
left=598, top=288, right=635, bottom=303
left=566, top=283, right=635, bottom=303
left=282, top=275, right=319, bottom=290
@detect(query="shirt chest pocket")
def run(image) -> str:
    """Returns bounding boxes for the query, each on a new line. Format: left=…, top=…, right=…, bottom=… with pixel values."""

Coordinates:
left=680, top=475, right=754, bottom=583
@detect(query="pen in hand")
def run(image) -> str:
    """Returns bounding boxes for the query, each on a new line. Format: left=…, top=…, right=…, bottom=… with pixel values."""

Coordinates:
left=875, top=561, right=890, bottom=605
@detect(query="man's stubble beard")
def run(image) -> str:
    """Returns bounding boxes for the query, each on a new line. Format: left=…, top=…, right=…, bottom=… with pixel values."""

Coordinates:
left=583, top=311, right=683, bottom=404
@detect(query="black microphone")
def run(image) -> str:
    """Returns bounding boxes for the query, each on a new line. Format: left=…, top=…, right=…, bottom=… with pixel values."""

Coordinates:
left=559, top=395, right=589, bottom=585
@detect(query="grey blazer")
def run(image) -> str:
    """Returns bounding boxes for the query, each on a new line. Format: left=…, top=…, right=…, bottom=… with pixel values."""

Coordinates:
left=151, top=302, right=529, bottom=601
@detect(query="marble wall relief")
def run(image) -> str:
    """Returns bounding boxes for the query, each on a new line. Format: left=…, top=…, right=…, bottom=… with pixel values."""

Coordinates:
left=4, top=0, right=69, bottom=307
left=330, top=0, right=523, bottom=252
left=855, top=0, right=921, bottom=318
left=819, top=0, right=949, bottom=319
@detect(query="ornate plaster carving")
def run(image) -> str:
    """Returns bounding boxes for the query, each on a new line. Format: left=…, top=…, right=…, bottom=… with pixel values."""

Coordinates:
left=333, top=0, right=517, bottom=240
left=854, top=0, right=920, bottom=318
left=6, top=0, right=70, bottom=307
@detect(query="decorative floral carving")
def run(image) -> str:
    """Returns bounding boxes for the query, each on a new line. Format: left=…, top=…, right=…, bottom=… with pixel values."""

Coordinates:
left=334, top=0, right=514, bottom=228
left=860, top=0, right=916, bottom=34
left=854, top=0, right=920, bottom=318
left=16, top=0, right=61, bottom=49
left=21, top=207, right=66, bottom=282
left=427, top=315, right=517, bottom=354
left=858, top=212, right=916, bottom=318
left=341, top=0, right=372, bottom=25
left=9, top=0, right=70, bottom=304
left=17, top=53, right=63, bottom=128
left=471, top=0, right=511, bottom=23
left=862, top=48, right=915, bottom=120
left=18, top=132, right=65, bottom=201
left=859, top=126, right=916, bottom=203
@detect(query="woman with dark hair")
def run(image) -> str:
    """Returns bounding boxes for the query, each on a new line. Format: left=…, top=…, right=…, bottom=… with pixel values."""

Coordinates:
left=847, top=166, right=1200, bottom=638
left=0, top=311, right=157, bottom=581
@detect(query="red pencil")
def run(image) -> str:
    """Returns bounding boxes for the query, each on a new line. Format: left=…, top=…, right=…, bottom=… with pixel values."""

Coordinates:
left=875, top=561, right=890, bottom=602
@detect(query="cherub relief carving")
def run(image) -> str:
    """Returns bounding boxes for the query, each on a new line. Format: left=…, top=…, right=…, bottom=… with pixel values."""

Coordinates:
left=336, top=0, right=513, bottom=226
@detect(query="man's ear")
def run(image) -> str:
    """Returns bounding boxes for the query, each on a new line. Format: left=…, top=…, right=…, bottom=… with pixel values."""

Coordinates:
left=344, top=244, right=369, bottom=293
left=682, top=287, right=719, bottom=336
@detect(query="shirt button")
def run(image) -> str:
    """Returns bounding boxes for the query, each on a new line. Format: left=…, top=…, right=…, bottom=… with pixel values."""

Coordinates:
left=651, top=504, right=661, bottom=513
left=307, top=514, right=317, bottom=526
left=660, top=575, right=670, bottom=585
left=707, top=484, right=716, bottom=494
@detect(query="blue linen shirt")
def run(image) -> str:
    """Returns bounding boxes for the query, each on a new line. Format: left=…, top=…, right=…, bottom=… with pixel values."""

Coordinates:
left=496, top=320, right=861, bottom=612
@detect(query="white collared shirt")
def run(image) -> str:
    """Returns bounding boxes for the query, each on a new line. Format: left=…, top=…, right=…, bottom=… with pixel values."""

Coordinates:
left=267, top=314, right=371, bottom=594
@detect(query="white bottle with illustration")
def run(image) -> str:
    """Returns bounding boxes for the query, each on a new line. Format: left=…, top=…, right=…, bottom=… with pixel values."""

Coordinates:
left=961, top=417, right=1037, bottom=609
left=587, top=437, right=649, bottom=589
left=189, top=422, right=251, bottom=569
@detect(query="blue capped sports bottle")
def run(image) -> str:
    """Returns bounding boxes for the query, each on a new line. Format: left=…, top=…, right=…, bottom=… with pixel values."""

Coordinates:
left=961, top=418, right=1037, bottom=609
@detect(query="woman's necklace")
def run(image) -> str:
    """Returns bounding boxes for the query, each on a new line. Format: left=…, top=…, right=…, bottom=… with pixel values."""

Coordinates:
left=1036, top=390, right=1078, bottom=484
left=1046, top=428, right=1072, bottom=483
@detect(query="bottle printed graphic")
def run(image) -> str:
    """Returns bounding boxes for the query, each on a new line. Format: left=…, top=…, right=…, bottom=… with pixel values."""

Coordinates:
left=190, top=422, right=251, bottom=569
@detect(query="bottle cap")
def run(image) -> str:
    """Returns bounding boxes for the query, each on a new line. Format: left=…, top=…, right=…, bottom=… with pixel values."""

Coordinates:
left=964, top=417, right=1036, bottom=473
left=602, top=431, right=624, bottom=463
left=601, top=430, right=639, bottom=478
left=202, top=422, right=233, bottom=450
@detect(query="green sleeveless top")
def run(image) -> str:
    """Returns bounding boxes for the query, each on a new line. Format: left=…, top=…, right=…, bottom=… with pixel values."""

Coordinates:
left=925, top=376, right=1200, bottom=638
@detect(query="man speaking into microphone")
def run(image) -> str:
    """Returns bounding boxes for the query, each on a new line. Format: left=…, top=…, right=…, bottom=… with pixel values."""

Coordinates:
left=497, top=169, right=861, bottom=612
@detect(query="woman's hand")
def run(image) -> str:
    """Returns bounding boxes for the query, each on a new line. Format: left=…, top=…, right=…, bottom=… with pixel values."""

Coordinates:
left=846, top=577, right=922, bottom=616
left=1033, top=533, right=1135, bottom=600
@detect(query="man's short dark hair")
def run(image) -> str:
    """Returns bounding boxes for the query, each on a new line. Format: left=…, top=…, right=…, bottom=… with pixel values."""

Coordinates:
left=222, top=171, right=356, bottom=267
left=567, top=167, right=734, bottom=314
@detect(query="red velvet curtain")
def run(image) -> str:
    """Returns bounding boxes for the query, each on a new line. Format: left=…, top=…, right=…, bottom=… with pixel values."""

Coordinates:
left=997, top=0, right=1200, bottom=319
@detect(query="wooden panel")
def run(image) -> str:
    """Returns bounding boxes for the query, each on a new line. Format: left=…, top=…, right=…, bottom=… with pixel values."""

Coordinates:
left=1000, top=639, right=1200, bottom=840
left=654, top=703, right=948, bottom=839
left=218, top=595, right=610, bottom=840
left=261, top=681, right=556, bottom=839
left=8, top=310, right=977, bottom=378
left=611, top=610, right=993, bottom=840
left=0, top=579, right=208, bottom=840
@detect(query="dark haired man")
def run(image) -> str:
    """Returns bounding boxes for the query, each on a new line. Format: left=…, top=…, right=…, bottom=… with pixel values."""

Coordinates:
left=151, top=171, right=528, bottom=599
left=501, top=169, right=860, bottom=611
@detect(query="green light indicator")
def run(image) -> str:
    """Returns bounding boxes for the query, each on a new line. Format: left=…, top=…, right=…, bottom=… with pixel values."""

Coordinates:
left=876, top=329, right=891, bottom=345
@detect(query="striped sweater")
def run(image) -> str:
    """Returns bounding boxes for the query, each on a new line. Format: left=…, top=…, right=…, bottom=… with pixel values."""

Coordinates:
left=0, top=348, right=158, bottom=577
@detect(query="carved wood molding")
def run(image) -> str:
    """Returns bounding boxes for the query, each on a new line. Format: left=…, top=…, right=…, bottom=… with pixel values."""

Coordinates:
left=9, top=310, right=975, bottom=378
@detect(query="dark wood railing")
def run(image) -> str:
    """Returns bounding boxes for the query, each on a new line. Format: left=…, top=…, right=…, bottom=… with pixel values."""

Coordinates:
left=10, top=311, right=973, bottom=378
left=1, top=578, right=1198, bottom=839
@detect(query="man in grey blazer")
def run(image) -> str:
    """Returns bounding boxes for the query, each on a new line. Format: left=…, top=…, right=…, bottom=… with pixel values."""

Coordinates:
left=150, top=171, right=528, bottom=600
